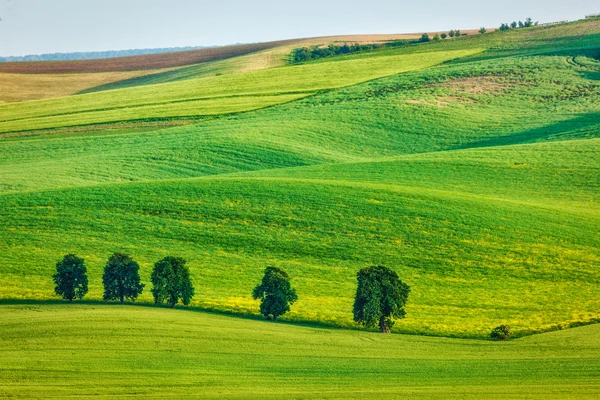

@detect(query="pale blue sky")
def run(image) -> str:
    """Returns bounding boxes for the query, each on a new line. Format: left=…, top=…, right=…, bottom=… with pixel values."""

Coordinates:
left=1, top=0, right=599, bottom=56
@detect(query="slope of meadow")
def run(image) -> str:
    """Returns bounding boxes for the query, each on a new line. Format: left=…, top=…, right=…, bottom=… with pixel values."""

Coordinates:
left=1, top=304, right=599, bottom=399
left=0, top=49, right=479, bottom=133
left=0, top=20, right=599, bottom=341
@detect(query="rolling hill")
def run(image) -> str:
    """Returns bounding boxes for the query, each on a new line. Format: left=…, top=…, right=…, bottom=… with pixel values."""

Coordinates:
left=1, top=303, right=599, bottom=399
left=0, top=18, right=599, bottom=341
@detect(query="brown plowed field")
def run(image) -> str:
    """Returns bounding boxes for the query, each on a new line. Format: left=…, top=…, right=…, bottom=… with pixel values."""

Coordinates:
left=0, top=31, right=478, bottom=75
left=0, top=39, right=305, bottom=74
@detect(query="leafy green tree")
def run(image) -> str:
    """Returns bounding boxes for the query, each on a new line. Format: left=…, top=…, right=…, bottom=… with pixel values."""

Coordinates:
left=448, top=30, right=455, bottom=38
left=441, top=33, right=447, bottom=39
left=102, top=252, right=144, bottom=304
left=511, top=21, right=518, bottom=29
left=53, top=254, right=88, bottom=302
left=432, top=34, right=440, bottom=41
left=151, top=256, right=194, bottom=308
left=455, top=30, right=462, bottom=37
left=490, top=325, right=513, bottom=341
left=420, top=33, right=430, bottom=42
left=518, top=20, right=524, bottom=28
left=479, top=27, right=487, bottom=35
left=524, top=17, right=533, bottom=28
left=252, top=266, right=298, bottom=321
left=499, top=23, right=509, bottom=32
left=353, top=266, right=410, bottom=333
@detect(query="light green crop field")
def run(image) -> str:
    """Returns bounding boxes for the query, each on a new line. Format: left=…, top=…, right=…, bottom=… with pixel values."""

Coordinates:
left=0, top=304, right=599, bottom=399
left=0, top=49, right=479, bottom=133
left=1, top=20, right=599, bottom=339
left=1, top=18, right=600, bottom=398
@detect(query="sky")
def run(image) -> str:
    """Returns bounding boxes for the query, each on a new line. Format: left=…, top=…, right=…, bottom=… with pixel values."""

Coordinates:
left=1, top=0, right=599, bottom=56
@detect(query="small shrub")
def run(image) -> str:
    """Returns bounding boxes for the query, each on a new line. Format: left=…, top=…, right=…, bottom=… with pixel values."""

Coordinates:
left=441, top=33, right=447, bottom=39
left=490, top=324, right=513, bottom=341
left=420, top=33, right=431, bottom=43
left=432, top=34, right=440, bottom=42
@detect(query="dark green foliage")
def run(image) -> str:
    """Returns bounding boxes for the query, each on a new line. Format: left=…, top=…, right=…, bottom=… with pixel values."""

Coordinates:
left=448, top=30, right=455, bottom=38
left=291, top=43, right=384, bottom=63
left=490, top=325, right=513, bottom=341
left=433, top=34, right=441, bottom=42
left=511, top=21, right=518, bottom=29
left=150, top=256, right=194, bottom=307
left=252, top=266, right=298, bottom=321
left=499, top=23, right=510, bottom=32
left=441, top=33, right=447, bottom=39
left=479, top=27, right=487, bottom=35
left=53, top=254, right=88, bottom=302
left=518, top=21, right=524, bottom=28
left=455, top=30, right=462, bottom=37
left=353, top=266, right=410, bottom=333
left=102, top=252, right=144, bottom=304
left=420, top=33, right=431, bottom=43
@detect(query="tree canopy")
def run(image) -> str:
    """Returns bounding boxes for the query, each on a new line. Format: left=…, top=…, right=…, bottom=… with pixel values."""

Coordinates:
left=53, top=254, right=88, bottom=302
left=102, top=252, right=144, bottom=304
left=252, top=266, right=298, bottom=321
left=353, top=266, right=410, bottom=333
left=151, top=256, right=194, bottom=308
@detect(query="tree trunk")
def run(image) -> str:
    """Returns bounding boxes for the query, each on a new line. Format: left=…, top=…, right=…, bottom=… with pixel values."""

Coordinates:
left=120, top=294, right=124, bottom=304
left=379, top=316, right=390, bottom=333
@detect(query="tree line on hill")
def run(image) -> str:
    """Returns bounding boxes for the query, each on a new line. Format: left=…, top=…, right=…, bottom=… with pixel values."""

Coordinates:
left=52, top=253, right=511, bottom=339
left=499, top=17, right=539, bottom=32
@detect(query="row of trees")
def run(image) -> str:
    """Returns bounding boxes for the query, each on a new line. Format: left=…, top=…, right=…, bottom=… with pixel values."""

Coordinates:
left=291, top=43, right=384, bottom=62
left=53, top=253, right=194, bottom=307
left=53, top=254, right=411, bottom=333
left=499, top=18, right=538, bottom=31
left=420, top=30, right=463, bottom=43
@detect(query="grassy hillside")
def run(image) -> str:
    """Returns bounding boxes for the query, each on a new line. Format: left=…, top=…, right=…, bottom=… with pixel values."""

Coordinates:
left=0, top=49, right=478, bottom=134
left=0, top=20, right=599, bottom=340
left=1, top=304, right=599, bottom=399
left=1, top=139, right=598, bottom=337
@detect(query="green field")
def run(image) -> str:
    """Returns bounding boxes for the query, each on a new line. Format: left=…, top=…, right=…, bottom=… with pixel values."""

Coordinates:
left=0, top=304, right=599, bottom=399
left=1, top=20, right=599, bottom=339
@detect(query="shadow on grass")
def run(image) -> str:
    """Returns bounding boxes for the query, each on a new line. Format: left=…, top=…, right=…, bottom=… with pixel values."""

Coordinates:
left=455, top=112, right=600, bottom=150
left=2, top=298, right=599, bottom=341
left=0, top=298, right=351, bottom=332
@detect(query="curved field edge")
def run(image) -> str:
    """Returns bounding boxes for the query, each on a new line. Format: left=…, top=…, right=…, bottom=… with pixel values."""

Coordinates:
left=0, top=48, right=482, bottom=134
left=0, top=304, right=599, bottom=399
left=1, top=141, right=598, bottom=338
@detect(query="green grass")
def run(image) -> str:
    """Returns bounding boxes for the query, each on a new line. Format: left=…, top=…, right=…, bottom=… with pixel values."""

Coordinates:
left=0, top=303, right=599, bottom=399
left=0, top=49, right=479, bottom=134
left=0, top=20, right=599, bottom=340
left=1, top=139, right=598, bottom=337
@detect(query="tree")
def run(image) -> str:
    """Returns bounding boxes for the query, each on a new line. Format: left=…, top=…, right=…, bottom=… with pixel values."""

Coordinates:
left=353, top=266, right=410, bottom=333
left=151, top=256, right=194, bottom=308
left=524, top=17, right=533, bottom=28
left=490, top=325, right=513, bottom=341
left=432, top=34, right=440, bottom=41
left=252, top=266, right=298, bottom=321
left=518, top=20, right=524, bottom=28
left=511, top=21, right=518, bottom=29
left=499, top=23, right=510, bottom=32
left=448, top=30, right=455, bottom=38
left=53, top=254, right=88, bottom=302
left=441, top=33, right=447, bottom=39
left=102, top=252, right=144, bottom=304
left=420, top=33, right=430, bottom=42
left=455, top=30, right=462, bottom=37
left=479, top=27, right=487, bottom=35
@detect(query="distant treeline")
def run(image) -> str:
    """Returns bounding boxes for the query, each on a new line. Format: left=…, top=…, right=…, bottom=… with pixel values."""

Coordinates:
left=291, top=41, right=412, bottom=63
left=0, top=46, right=211, bottom=63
